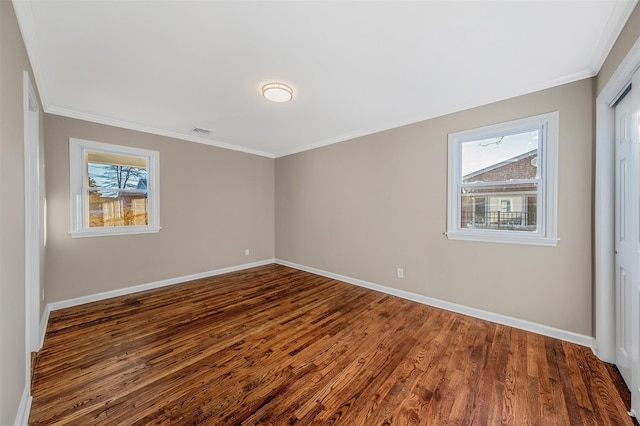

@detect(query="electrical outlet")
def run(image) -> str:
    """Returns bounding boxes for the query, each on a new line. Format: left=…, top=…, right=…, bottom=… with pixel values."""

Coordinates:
left=396, top=268, right=404, bottom=279
left=245, top=249, right=250, bottom=256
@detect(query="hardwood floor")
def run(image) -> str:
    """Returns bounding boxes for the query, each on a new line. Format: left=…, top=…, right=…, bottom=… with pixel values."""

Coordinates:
left=30, top=264, right=633, bottom=425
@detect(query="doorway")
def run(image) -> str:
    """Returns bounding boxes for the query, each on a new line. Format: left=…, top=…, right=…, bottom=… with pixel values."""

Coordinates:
left=24, top=71, right=44, bottom=355
left=595, top=38, right=640, bottom=417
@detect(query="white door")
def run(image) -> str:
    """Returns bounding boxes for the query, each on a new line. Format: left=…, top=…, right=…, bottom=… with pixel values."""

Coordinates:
left=631, top=72, right=640, bottom=417
left=614, top=73, right=640, bottom=418
left=614, top=87, right=634, bottom=389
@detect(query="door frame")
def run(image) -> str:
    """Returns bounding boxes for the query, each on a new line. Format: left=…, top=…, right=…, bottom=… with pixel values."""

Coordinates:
left=23, top=71, right=42, bottom=356
left=595, top=37, right=640, bottom=410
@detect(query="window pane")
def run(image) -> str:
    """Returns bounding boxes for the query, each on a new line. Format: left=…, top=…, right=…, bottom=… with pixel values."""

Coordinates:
left=88, top=190, right=148, bottom=227
left=87, top=153, right=148, bottom=190
left=460, top=185, right=537, bottom=232
left=461, top=130, right=539, bottom=183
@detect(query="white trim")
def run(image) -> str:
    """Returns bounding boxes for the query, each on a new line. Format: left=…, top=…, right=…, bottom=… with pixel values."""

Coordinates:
left=70, top=227, right=161, bottom=238
left=445, top=231, right=559, bottom=247
left=48, top=106, right=274, bottom=159
left=38, top=305, right=50, bottom=350
left=12, top=0, right=595, bottom=163
left=41, top=257, right=594, bottom=348
left=68, top=138, right=160, bottom=238
left=589, top=0, right=640, bottom=75
left=631, top=66, right=640, bottom=419
left=23, top=72, right=41, bottom=352
left=35, top=259, right=275, bottom=426
left=446, top=112, right=559, bottom=247
left=49, top=75, right=591, bottom=161
left=10, top=2, right=274, bottom=160
left=275, top=71, right=593, bottom=158
left=21, top=71, right=39, bottom=426
left=275, top=259, right=594, bottom=348
left=594, top=37, right=640, bottom=364
left=13, top=387, right=31, bottom=426
left=46, top=259, right=275, bottom=311
left=12, top=0, right=50, bottom=111
left=594, top=101, right=616, bottom=363
left=12, top=0, right=636, bottom=161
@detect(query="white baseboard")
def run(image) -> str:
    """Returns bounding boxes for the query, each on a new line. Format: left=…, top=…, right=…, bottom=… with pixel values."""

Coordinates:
left=28, top=257, right=592, bottom=426
left=47, top=259, right=275, bottom=312
left=38, top=305, right=50, bottom=351
left=275, top=259, right=595, bottom=348
left=14, top=386, right=32, bottom=426
left=42, top=257, right=594, bottom=349
left=29, top=259, right=273, bottom=426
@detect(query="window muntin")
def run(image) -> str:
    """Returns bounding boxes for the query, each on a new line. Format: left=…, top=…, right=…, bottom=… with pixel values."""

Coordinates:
left=70, top=138, right=160, bottom=237
left=447, top=112, right=558, bottom=246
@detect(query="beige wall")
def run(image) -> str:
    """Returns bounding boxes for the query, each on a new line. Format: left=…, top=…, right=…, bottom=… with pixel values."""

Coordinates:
left=276, top=78, right=594, bottom=336
left=0, top=1, right=45, bottom=424
left=597, top=2, right=639, bottom=95
left=0, top=3, right=633, bottom=422
left=45, top=115, right=275, bottom=302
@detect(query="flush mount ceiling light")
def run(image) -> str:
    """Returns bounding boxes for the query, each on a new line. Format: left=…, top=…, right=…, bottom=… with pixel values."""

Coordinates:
left=262, top=82, right=293, bottom=103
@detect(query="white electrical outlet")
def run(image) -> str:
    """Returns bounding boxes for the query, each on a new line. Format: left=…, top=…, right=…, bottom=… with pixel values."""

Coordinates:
left=245, top=249, right=250, bottom=256
left=397, top=268, right=404, bottom=278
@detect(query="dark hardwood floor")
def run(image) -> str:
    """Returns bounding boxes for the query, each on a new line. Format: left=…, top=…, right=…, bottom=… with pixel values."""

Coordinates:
left=30, top=264, right=633, bottom=425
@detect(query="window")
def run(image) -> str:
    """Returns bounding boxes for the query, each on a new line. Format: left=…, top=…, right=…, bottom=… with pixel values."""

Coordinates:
left=499, top=199, right=512, bottom=213
left=447, top=112, right=558, bottom=246
left=69, top=138, right=160, bottom=237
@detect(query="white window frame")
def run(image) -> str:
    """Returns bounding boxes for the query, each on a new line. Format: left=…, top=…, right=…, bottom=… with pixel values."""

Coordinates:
left=69, top=138, right=160, bottom=238
left=446, top=112, right=559, bottom=246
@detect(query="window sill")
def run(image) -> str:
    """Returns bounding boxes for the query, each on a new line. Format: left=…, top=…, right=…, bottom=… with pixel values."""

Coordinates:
left=70, top=226, right=161, bottom=238
left=445, top=231, right=559, bottom=247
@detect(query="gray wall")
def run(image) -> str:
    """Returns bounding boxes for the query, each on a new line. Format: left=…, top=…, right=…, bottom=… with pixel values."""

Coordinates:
left=0, top=1, right=44, bottom=424
left=276, top=78, right=594, bottom=336
left=1, top=1, right=636, bottom=422
left=45, top=115, right=275, bottom=302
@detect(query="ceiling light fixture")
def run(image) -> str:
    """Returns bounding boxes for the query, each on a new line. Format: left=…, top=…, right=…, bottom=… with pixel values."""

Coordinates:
left=262, top=82, right=293, bottom=103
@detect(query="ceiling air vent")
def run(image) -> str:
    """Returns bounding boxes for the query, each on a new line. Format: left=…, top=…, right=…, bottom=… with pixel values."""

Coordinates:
left=191, top=127, right=213, bottom=135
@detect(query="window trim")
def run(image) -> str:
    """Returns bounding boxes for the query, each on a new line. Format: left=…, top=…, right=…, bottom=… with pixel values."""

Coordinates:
left=69, top=138, right=160, bottom=238
left=446, top=112, right=559, bottom=246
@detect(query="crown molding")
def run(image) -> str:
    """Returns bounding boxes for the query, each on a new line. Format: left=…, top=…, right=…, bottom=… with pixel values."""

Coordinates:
left=589, top=0, right=639, bottom=74
left=46, top=106, right=275, bottom=158
left=275, top=68, right=594, bottom=158
left=12, top=0, right=50, bottom=109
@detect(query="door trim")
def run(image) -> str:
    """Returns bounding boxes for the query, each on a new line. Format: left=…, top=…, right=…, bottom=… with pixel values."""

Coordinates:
left=595, top=37, right=640, bottom=364
left=24, top=71, right=41, bottom=353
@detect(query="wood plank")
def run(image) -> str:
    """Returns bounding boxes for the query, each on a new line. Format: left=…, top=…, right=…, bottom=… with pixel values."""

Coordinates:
left=29, top=264, right=635, bottom=425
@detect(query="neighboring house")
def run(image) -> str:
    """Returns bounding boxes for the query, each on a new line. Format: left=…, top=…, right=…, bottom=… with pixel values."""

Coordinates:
left=460, top=150, right=538, bottom=231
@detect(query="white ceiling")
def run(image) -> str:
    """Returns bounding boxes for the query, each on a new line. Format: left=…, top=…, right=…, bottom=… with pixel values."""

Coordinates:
left=14, top=0, right=638, bottom=158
